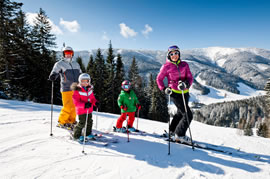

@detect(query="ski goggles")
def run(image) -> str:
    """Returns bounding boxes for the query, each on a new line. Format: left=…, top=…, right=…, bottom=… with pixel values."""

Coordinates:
left=63, top=50, right=74, bottom=56
left=168, top=45, right=179, bottom=52
left=80, top=80, right=90, bottom=84
left=122, top=85, right=130, bottom=89
left=169, top=51, right=180, bottom=56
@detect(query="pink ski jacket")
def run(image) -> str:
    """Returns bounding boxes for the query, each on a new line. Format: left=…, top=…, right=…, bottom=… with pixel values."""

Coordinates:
left=71, top=83, right=97, bottom=115
left=156, top=59, right=193, bottom=93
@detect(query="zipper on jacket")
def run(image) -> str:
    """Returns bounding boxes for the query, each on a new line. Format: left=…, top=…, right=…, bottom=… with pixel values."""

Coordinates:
left=176, top=64, right=181, bottom=81
left=69, top=62, right=76, bottom=82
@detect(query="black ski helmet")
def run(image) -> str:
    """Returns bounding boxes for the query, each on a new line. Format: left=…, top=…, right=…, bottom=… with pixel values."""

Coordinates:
left=167, top=45, right=181, bottom=63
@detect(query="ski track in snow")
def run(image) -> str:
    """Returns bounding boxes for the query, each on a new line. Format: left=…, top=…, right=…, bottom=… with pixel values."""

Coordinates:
left=0, top=99, right=270, bottom=179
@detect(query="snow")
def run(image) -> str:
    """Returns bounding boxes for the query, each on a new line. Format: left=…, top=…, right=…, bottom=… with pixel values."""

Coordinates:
left=191, top=77, right=265, bottom=105
left=216, top=58, right=227, bottom=67
left=1, top=99, right=270, bottom=179
left=186, top=47, right=270, bottom=68
left=256, top=64, right=269, bottom=71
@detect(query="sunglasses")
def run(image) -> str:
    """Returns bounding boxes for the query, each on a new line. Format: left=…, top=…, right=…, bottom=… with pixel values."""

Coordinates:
left=64, top=50, right=74, bottom=55
left=169, top=51, right=180, bottom=57
left=123, top=85, right=130, bottom=89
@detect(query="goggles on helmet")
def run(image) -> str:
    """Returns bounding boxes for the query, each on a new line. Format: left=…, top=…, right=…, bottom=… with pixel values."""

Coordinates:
left=123, top=85, right=130, bottom=89
left=80, top=80, right=90, bottom=84
left=64, top=50, right=74, bottom=56
left=168, top=45, right=179, bottom=52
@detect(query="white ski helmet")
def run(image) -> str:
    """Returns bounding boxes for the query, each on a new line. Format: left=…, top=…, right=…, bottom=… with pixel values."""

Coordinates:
left=78, top=73, right=91, bottom=84
left=62, top=46, right=74, bottom=57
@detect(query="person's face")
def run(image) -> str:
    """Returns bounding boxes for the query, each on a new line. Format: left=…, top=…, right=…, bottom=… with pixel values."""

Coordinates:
left=169, top=50, right=180, bottom=62
left=81, top=80, right=90, bottom=87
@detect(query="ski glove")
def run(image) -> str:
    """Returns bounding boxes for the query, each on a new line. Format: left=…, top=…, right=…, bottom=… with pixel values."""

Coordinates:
left=49, top=73, right=59, bottom=81
left=85, top=102, right=92, bottom=109
left=164, top=87, right=172, bottom=95
left=136, top=104, right=141, bottom=110
left=177, top=81, right=188, bottom=91
left=95, top=101, right=100, bottom=109
left=121, top=105, right=128, bottom=111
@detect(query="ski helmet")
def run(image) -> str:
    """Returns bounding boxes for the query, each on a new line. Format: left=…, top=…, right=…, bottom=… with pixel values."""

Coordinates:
left=78, top=73, right=91, bottom=84
left=167, top=45, right=180, bottom=61
left=121, top=80, right=131, bottom=90
left=62, top=46, right=74, bottom=57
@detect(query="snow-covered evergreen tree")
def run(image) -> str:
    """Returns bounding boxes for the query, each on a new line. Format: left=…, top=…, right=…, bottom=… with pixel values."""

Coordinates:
left=28, top=8, right=57, bottom=103
left=263, top=78, right=270, bottom=137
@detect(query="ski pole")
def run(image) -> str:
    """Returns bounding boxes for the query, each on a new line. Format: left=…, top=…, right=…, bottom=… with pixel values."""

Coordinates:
left=136, top=109, right=140, bottom=130
left=181, top=91, right=194, bottom=151
left=127, top=121, right=130, bottom=142
left=82, top=107, right=90, bottom=154
left=50, top=81, right=54, bottom=136
left=96, top=107, right=98, bottom=130
left=168, top=93, right=171, bottom=155
left=165, top=88, right=172, bottom=155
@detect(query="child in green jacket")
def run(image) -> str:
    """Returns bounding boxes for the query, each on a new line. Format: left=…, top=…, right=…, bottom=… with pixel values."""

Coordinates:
left=115, top=80, right=141, bottom=133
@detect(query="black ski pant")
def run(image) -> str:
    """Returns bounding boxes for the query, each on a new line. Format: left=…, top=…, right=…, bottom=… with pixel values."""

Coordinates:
left=169, top=92, right=193, bottom=136
left=73, top=113, right=93, bottom=139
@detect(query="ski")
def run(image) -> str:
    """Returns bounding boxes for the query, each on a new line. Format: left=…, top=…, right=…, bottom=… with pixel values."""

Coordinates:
left=113, top=126, right=146, bottom=135
left=56, top=123, right=74, bottom=131
left=69, top=131, right=119, bottom=146
left=165, top=138, right=232, bottom=154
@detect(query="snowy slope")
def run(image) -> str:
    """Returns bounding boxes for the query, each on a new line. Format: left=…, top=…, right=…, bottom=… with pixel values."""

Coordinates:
left=1, top=99, right=270, bottom=179
left=190, top=76, right=265, bottom=105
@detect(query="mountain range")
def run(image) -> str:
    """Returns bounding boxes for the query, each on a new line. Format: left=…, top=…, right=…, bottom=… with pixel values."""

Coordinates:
left=57, top=47, right=270, bottom=102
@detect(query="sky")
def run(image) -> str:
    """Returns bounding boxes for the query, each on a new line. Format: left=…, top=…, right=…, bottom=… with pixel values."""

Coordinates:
left=18, top=0, right=270, bottom=51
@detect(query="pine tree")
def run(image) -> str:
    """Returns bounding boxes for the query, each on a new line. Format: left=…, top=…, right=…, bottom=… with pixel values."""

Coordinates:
left=244, top=121, right=253, bottom=136
left=86, top=55, right=94, bottom=75
left=127, top=57, right=149, bottom=118
left=257, top=122, right=268, bottom=137
left=149, top=81, right=169, bottom=122
left=144, top=73, right=154, bottom=119
left=76, top=56, right=86, bottom=73
left=92, top=48, right=108, bottom=111
left=0, top=0, right=23, bottom=97
left=128, top=57, right=140, bottom=87
left=264, top=78, right=270, bottom=137
left=114, top=53, right=125, bottom=114
left=104, top=41, right=116, bottom=113
left=9, top=10, right=32, bottom=100
left=28, top=8, right=57, bottom=103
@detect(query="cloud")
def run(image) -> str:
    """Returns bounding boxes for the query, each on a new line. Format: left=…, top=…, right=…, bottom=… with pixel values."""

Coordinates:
left=102, top=31, right=109, bottom=41
left=142, top=24, right=153, bottom=38
left=59, top=18, right=80, bottom=33
left=26, top=12, right=63, bottom=35
left=119, top=23, right=137, bottom=38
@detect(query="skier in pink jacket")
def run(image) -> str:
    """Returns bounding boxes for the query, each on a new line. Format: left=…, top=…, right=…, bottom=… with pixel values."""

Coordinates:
left=71, top=73, right=97, bottom=139
left=156, top=45, right=193, bottom=142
